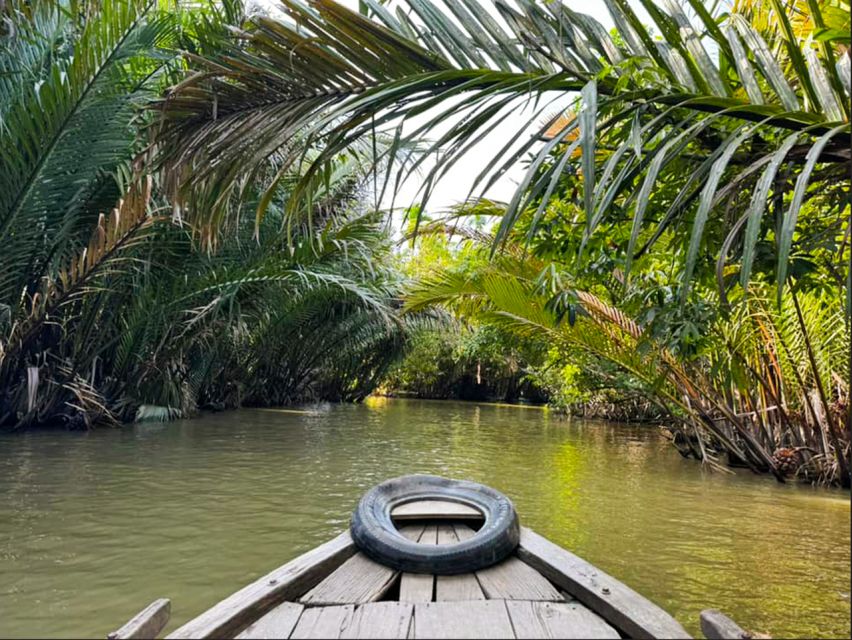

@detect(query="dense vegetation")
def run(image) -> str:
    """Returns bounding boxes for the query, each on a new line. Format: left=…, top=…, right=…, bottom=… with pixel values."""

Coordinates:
left=1, top=0, right=849, bottom=486
left=0, top=0, right=408, bottom=427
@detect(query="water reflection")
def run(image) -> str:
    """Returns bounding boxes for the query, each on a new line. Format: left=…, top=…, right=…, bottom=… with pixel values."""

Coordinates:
left=0, top=399, right=848, bottom=638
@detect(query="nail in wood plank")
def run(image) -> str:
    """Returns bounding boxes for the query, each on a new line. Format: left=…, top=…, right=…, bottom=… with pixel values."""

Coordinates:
left=399, top=524, right=434, bottom=603
left=340, top=602, right=413, bottom=639
left=235, top=602, right=304, bottom=639
left=301, top=553, right=397, bottom=605
left=291, top=605, right=354, bottom=639
left=506, top=600, right=621, bottom=639
left=517, top=528, right=690, bottom=639
left=412, top=600, right=514, bottom=639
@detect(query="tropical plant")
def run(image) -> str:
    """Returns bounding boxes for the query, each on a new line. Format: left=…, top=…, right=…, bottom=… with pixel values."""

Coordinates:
left=0, top=0, right=182, bottom=426
left=155, top=0, right=850, bottom=305
left=404, top=219, right=849, bottom=485
left=0, top=0, right=414, bottom=429
left=382, top=215, right=550, bottom=402
left=112, top=203, right=406, bottom=421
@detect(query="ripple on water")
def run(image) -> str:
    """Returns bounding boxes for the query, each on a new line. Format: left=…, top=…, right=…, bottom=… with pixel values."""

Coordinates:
left=0, top=399, right=849, bottom=639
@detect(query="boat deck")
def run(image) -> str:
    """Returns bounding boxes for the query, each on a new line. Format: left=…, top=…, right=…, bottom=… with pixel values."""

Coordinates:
left=235, top=522, right=620, bottom=639
left=129, top=499, right=690, bottom=639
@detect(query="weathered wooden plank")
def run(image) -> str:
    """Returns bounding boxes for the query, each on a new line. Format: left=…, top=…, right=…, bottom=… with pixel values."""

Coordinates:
left=476, top=557, right=563, bottom=601
left=517, top=528, right=690, bottom=639
left=434, top=525, right=484, bottom=601
left=449, top=523, right=564, bottom=602
left=412, top=600, right=514, bottom=639
left=235, top=602, right=304, bottom=639
left=434, top=573, right=485, bottom=602
left=398, top=524, right=426, bottom=542
left=109, top=598, right=171, bottom=640
left=290, top=605, right=354, bottom=639
left=456, top=522, right=562, bottom=602
left=419, top=524, right=438, bottom=544
left=399, top=524, right=434, bottom=603
left=167, top=532, right=355, bottom=639
left=300, top=553, right=397, bottom=605
left=399, top=572, right=434, bottom=603
left=506, top=600, right=621, bottom=639
left=451, top=524, right=479, bottom=542
left=392, top=500, right=482, bottom=521
left=700, top=609, right=752, bottom=639
left=340, top=602, right=413, bottom=639
left=436, top=524, right=458, bottom=546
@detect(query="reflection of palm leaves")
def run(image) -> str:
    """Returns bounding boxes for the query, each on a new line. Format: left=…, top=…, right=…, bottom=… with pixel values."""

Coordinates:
left=158, top=0, right=850, bottom=300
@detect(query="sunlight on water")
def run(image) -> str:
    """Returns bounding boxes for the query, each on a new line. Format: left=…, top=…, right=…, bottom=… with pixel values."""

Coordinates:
left=0, top=399, right=849, bottom=638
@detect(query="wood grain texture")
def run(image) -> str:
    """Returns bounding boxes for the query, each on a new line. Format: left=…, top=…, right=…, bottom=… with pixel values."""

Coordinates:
left=476, top=557, right=563, bottom=601
left=412, top=600, right=514, bottom=639
left=399, top=524, right=434, bottom=603
left=436, top=524, right=457, bottom=546
left=517, top=528, right=691, bottom=639
left=434, top=573, right=485, bottom=602
left=700, top=609, right=750, bottom=640
left=341, top=603, right=413, bottom=639
left=399, top=573, right=434, bottom=603
left=300, top=553, right=397, bottom=605
left=392, top=500, right=482, bottom=521
left=506, top=600, right=620, bottom=639
left=434, top=526, right=484, bottom=601
left=235, top=602, right=304, bottom=639
left=109, top=598, right=170, bottom=640
left=419, top=524, right=438, bottom=545
left=290, top=605, right=354, bottom=639
left=167, top=532, right=356, bottom=640
left=397, top=524, right=426, bottom=542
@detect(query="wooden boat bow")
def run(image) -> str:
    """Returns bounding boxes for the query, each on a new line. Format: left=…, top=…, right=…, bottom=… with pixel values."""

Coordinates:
left=110, top=494, right=697, bottom=639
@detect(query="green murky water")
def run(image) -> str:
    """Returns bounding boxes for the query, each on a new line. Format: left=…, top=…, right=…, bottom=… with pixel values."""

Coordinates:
left=0, top=398, right=849, bottom=638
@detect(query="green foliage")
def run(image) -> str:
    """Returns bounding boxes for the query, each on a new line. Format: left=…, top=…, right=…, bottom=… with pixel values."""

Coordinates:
left=156, top=0, right=850, bottom=304
left=524, top=350, right=590, bottom=410
left=402, top=210, right=849, bottom=485
left=0, top=0, right=412, bottom=429
left=1, top=0, right=848, bottom=493
left=382, top=321, right=547, bottom=402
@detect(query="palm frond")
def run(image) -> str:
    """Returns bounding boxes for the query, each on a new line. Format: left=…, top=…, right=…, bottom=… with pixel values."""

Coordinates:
left=0, top=0, right=176, bottom=315
left=157, top=0, right=850, bottom=299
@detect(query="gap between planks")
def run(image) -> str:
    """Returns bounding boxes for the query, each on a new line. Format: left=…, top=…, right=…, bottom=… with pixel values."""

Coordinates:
left=398, top=524, right=435, bottom=603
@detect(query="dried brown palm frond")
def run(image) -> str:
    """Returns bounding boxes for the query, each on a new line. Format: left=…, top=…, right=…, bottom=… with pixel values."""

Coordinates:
left=3, top=177, right=154, bottom=364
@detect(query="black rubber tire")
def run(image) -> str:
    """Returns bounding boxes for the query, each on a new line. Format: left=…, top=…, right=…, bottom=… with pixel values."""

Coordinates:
left=350, top=474, right=520, bottom=575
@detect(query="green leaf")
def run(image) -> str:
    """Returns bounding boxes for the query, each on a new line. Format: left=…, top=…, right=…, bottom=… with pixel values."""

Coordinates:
left=730, top=16, right=799, bottom=111
left=738, top=131, right=803, bottom=292
left=776, top=124, right=850, bottom=302
left=579, top=80, right=597, bottom=225
left=725, top=25, right=764, bottom=105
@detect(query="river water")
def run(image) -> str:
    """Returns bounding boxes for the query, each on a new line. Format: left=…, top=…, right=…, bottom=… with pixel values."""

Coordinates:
left=0, top=398, right=849, bottom=638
